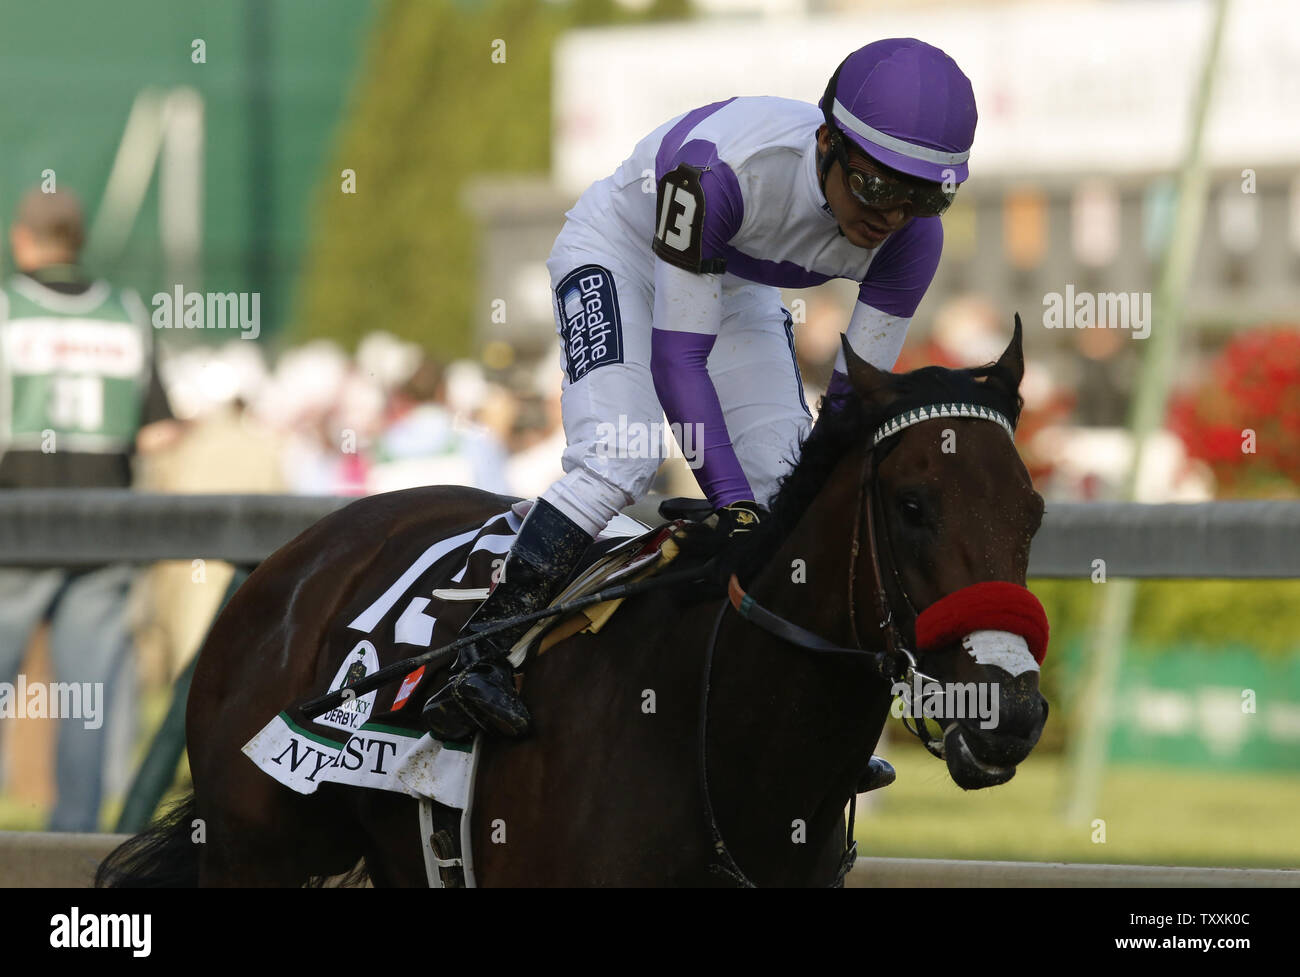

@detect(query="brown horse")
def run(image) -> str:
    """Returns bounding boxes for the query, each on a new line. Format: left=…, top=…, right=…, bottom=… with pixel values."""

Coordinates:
left=97, top=323, right=1047, bottom=887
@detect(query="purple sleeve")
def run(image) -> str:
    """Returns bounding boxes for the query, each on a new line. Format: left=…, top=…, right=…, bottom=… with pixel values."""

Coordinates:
left=857, top=216, right=943, bottom=317
left=650, top=328, right=754, bottom=508
left=824, top=369, right=855, bottom=414
left=657, top=138, right=745, bottom=264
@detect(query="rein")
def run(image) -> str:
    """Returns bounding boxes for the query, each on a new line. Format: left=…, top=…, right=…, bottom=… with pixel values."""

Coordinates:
left=698, top=401, right=1015, bottom=887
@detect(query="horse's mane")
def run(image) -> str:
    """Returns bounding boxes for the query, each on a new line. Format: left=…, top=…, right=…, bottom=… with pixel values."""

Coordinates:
left=716, top=359, right=1025, bottom=584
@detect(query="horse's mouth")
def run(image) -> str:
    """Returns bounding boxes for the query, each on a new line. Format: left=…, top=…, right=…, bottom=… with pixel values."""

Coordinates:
left=945, top=726, right=1016, bottom=790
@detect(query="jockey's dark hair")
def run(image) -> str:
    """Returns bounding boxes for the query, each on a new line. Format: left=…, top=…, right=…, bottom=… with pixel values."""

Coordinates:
left=733, top=358, right=1024, bottom=583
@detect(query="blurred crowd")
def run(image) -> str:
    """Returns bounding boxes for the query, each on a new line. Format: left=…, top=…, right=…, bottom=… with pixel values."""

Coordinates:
left=143, top=333, right=568, bottom=501
left=141, top=291, right=1215, bottom=508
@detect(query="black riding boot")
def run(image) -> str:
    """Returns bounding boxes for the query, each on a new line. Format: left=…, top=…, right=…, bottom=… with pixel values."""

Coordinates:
left=421, top=499, right=592, bottom=740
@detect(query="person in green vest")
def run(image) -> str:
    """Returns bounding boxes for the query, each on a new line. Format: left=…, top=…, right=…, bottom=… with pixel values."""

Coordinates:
left=0, top=187, right=178, bottom=831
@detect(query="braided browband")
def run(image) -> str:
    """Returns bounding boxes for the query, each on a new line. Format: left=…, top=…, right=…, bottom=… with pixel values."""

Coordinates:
left=871, top=402, right=1015, bottom=447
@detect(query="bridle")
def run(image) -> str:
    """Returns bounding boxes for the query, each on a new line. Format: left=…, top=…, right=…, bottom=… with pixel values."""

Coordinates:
left=698, top=399, right=1017, bottom=887
left=853, top=436, right=950, bottom=758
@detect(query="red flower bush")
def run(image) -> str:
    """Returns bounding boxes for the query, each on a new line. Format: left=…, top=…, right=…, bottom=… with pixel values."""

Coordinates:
left=1168, top=326, right=1300, bottom=497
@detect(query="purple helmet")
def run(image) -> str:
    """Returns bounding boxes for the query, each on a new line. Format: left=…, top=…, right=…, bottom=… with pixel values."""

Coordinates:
left=819, top=38, right=977, bottom=184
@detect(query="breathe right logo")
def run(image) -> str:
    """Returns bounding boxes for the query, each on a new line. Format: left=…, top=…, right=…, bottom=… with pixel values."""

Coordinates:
left=555, top=264, right=623, bottom=382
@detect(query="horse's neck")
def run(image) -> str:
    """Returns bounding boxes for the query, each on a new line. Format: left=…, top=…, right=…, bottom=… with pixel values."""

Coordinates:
left=704, top=451, right=889, bottom=885
left=754, top=450, right=866, bottom=647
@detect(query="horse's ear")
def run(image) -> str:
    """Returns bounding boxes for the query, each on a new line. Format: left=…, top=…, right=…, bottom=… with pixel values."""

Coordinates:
left=841, top=335, right=895, bottom=406
left=983, top=313, right=1025, bottom=394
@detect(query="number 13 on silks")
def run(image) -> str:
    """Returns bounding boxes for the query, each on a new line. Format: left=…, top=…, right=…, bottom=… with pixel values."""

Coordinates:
left=652, top=163, right=726, bottom=275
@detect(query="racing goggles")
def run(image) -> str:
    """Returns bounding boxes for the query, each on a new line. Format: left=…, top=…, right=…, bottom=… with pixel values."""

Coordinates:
left=842, top=155, right=956, bottom=217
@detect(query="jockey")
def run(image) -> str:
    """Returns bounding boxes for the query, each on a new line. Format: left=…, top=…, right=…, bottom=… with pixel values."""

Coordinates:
left=423, top=37, right=978, bottom=742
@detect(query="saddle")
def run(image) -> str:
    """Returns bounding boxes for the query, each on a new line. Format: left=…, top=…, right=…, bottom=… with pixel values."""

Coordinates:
left=333, top=497, right=713, bottom=728
left=518, top=497, right=718, bottom=657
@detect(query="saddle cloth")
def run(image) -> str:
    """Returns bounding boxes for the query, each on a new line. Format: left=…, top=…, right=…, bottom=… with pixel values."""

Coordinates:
left=242, top=499, right=687, bottom=809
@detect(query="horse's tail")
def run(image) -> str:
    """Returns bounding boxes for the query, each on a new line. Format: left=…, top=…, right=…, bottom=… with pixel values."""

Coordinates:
left=95, top=793, right=201, bottom=888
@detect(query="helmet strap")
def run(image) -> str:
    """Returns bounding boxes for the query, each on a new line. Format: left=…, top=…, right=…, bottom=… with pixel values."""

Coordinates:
left=817, top=138, right=847, bottom=236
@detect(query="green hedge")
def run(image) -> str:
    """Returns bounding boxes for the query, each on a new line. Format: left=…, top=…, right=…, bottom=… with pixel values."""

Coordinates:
left=1029, top=577, right=1300, bottom=742
left=1031, top=578, right=1300, bottom=661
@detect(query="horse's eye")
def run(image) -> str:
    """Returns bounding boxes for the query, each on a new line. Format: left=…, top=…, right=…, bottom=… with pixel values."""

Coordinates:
left=899, top=496, right=924, bottom=523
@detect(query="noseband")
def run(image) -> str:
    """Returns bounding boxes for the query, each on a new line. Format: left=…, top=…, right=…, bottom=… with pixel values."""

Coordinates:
left=700, top=399, right=1017, bottom=886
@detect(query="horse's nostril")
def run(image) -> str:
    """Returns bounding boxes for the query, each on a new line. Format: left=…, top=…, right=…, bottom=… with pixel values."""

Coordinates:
left=985, top=672, right=1046, bottom=738
left=958, top=689, right=1046, bottom=767
left=962, top=722, right=1038, bottom=768
left=1004, top=696, right=1047, bottom=742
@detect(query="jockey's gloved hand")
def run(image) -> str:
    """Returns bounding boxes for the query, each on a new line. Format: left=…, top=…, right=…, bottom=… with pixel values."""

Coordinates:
left=715, top=499, right=765, bottom=537
left=702, top=500, right=767, bottom=592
